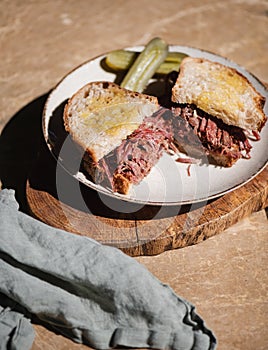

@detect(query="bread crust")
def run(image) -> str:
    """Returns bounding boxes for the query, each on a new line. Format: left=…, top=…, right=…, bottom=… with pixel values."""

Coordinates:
left=113, top=173, right=131, bottom=195
left=172, top=57, right=267, bottom=132
left=208, top=149, right=241, bottom=167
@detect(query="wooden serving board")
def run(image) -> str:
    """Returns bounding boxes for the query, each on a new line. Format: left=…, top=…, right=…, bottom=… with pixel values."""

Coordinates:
left=26, top=138, right=268, bottom=257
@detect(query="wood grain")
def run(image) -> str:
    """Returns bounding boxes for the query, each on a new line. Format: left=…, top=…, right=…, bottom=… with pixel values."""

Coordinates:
left=26, top=139, right=268, bottom=256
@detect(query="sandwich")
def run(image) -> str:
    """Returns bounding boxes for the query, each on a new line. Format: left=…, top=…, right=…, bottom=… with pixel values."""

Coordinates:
left=63, top=58, right=266, bottom=195
left=63, top=81, right=173, bottom=194
left=170, top=57, right=267, bottom=167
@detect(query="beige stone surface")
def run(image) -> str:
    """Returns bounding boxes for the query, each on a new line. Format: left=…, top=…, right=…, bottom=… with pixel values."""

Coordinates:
left=0, top=1, right=268, bottom=350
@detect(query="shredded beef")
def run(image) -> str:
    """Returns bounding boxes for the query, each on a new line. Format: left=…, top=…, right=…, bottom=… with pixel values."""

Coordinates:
left=171, top=104, right=252, bottom=161
left=97, top=108, right=173, bottom=191
left=170, top=105, right=208, bottom=158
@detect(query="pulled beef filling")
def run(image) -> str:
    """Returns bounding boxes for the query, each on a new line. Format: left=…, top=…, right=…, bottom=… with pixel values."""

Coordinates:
left=97, top=108, right=173, bottom=191
left=171, top=104, right=252, bottom=161
left=170, top=106, right=208, bottom=158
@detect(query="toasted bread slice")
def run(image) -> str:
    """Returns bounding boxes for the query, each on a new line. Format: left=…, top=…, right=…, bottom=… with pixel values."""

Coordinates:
left=172, top=57, right=266, bottom=132
left=64, top=81, right=159, bottom=163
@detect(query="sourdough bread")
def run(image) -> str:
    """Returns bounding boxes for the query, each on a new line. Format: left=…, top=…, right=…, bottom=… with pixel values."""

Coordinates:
left=171, top=57, right=266, bottom=132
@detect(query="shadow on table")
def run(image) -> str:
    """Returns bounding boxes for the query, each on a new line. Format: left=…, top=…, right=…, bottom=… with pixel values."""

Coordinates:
left=0, top=93, right=49, bottom=212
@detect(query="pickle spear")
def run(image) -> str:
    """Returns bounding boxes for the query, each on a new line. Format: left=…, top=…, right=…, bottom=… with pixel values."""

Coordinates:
left=106, top=49, right=187, bottom=75
left=120, top=37, right=168, bottom=92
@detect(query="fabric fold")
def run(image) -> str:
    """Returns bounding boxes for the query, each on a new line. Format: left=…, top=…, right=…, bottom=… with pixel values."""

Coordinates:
left=0, top=189, right=216, bottom=349
left=0, top=294, right=35, bottom=350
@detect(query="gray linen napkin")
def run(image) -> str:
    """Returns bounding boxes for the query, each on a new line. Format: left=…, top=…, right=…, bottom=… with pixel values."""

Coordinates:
left=0, top=189, right=216, bottom=350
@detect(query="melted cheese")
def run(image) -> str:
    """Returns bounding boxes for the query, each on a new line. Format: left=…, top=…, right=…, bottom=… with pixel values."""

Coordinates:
left=197, top=68, right=247, bottom=114
left=79, top=101, right=144, bottom=137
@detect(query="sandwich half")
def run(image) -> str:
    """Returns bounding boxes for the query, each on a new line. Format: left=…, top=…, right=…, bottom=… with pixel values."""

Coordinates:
left=171, top=57, right=267, bottom=166
left=64, top=81, right=173, bottom=194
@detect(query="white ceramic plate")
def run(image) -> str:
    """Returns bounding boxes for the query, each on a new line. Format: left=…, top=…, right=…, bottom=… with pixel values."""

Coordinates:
left=43, top=45, right=268, bottom=206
